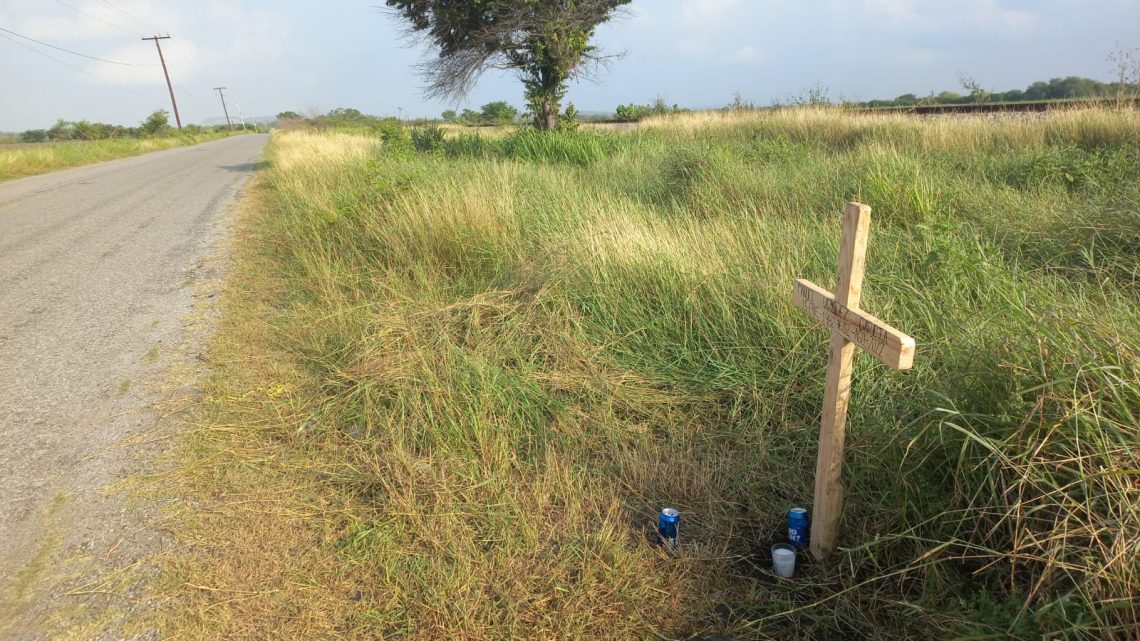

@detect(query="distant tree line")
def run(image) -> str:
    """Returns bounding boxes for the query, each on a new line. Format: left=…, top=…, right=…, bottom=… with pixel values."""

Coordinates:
left=277, top=107, right=425, bottom=129
left=615, top=96, right=688, bottom=120
left=14, top=110, right=231, bottom=143
left=275, top=103, right=544, bottom=128
left=269, top=71, right=1140, bottom=137
left=276, top=98, right=692, bottom=130
left=861, top=76, right=1138, bottom=108
left=275, top=101, right=596, bottom=139
left=440, top=101, right=521, bottom=126
left=274, top=108, right=414, bottom=150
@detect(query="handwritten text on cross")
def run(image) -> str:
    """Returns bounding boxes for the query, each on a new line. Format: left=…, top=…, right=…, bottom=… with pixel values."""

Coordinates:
left=793, top=279, right=913, bottom=370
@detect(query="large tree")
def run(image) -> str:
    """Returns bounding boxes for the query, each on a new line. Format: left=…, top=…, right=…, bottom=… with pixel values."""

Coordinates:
left=386, top=0, right=629, bottom=130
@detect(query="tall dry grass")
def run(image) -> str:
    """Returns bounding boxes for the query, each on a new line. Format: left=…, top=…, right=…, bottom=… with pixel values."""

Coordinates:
left=155, top=108, right=1139, bottom=640
left=0, top=132, right=242, bottom=181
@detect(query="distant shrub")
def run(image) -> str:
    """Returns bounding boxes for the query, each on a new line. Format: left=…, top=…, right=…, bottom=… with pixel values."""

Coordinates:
left=438, top=128, right=623, bottom=165
left=20, top=129, right=48, bottom=143
left=615, top=103, right=652, bottom=120
left=140, top=110, right=172, bottom=137
left=616, top=96, right=686, bottom=121
left=558, top=103, right=580, bottom=132
left=725, top=91, right=757, bottom=111
left=371, top=117, right=401, bottom=141
left=411, top=125, right=446, bottom=153
left=374, top=118, right=412, bottom=156
left=480, top=101, right=520, bottom=125
left=500, top=129, right=619, bottom=165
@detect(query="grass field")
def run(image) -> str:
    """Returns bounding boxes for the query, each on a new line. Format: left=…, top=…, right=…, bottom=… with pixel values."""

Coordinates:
left=0, top=132, right=240, bottom=181
left=156, top=108, right=1139, bottom=640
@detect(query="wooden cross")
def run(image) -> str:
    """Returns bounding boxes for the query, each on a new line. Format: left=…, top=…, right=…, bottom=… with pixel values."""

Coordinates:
left=792, top=202, right=916, bottom=560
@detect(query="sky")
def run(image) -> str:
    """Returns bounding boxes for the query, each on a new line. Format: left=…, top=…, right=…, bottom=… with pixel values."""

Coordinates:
left=0, top=0, right=1137, bottom=130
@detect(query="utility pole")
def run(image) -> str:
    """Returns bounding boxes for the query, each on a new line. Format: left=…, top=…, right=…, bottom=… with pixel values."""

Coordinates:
left=142, top=35, right=182, bottom=130
left=235, top=102, right=247, bottom=130
left=213, top=87, right=233, bottom=130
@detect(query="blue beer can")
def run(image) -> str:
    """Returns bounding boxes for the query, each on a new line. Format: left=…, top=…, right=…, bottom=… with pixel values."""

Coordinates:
left=657, top=508, right=680, bottom=548
left=788, top=507, right=809, bottom=549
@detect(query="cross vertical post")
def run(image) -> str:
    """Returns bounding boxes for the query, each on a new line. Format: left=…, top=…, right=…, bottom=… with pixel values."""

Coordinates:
left=791, top=202, right=916, bottom=560
left=811, top=202, right=869, bottom=560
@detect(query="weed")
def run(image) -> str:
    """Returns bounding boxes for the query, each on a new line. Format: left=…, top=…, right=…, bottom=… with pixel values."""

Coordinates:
left=411, top=125, right=446, bottom=153
left=155, top=108, right=1140, bottom=640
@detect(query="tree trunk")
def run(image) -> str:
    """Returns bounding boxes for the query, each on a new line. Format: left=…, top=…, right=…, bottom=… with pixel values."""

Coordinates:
left=529, top=65, right=562, bottom=131
left=536, top=94, right=559, bottom=131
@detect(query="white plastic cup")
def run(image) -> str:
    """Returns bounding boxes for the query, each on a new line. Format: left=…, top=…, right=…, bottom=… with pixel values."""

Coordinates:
left=771, top=543, right=796, bottom=578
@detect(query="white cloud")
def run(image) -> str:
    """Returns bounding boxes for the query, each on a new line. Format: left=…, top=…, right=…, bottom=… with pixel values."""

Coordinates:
left=859, top=0, right=920, bottom=26
left=852, top=0, right=1039, bottom=34
left=204, top=1, right=288, bottom=59
left=74, top=2, right=287, bottom=90
left=627, top=4, right=651, bottom=24
left=1, top=0, right=287, bottom=90
left=670, top=0, right=769, bottom=57
left=678, top=0, right=746, bottom=27
left=19, top=14, right=125, bottom=42
left=899, top=48, right=938, bottom=65
left=727, top=45, right=763, bottom=63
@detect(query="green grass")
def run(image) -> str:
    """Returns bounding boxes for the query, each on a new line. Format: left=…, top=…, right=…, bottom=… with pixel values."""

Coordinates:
left=0, top=493, right=67, bottom=634
left=159, top=108, right=1139, bottom=640
left=0, top=132, right=242, bottom=181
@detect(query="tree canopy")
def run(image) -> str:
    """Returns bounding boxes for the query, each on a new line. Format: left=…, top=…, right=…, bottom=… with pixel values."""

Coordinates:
left=480, top=101, right=519, bottom=124
left=386, top=0, right=630, bottom=130
left=140, top=110, right=172, bottom=137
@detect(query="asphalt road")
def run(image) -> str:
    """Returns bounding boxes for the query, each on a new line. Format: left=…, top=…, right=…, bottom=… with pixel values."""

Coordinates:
left=0, top=134, right=268, bottom=639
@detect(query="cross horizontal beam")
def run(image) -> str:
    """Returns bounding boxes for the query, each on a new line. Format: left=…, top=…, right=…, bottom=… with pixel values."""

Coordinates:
left=792, top=278, right=915, bottom=370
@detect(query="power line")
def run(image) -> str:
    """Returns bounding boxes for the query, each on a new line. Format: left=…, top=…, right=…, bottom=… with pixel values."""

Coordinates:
left=90, top=0, right=166, bottom=34
left=0, top=30, right=162, bottom=104
left=173, top=79, right=206, bottom=108
left=0, top=25, right=151, bottom=66
left=51, top=0, right=143, bottom=37
left=161, top=38, right=195, bottom=71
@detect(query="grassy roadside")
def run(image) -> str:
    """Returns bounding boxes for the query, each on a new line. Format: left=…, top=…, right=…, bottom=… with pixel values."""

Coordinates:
left=0, top=132, right=245, bottom=181
left=154, top=110, right=1138, bottom=640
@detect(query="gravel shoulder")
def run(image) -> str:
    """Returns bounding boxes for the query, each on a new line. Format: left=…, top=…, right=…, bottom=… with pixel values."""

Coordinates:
left=0, top=134, right=268, bottom=640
